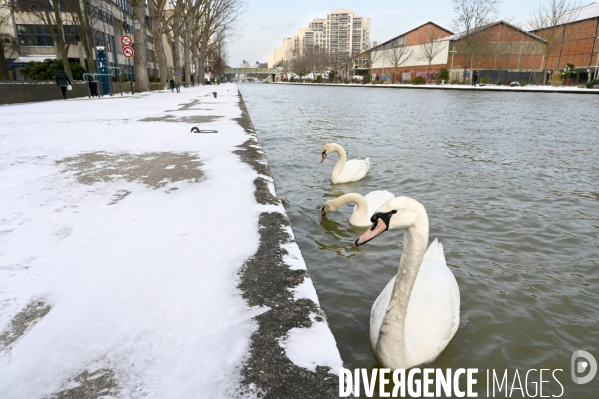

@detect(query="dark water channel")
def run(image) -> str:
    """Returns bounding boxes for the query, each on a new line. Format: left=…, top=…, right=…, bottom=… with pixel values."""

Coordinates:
left=238, top=84, right=599, bottom=396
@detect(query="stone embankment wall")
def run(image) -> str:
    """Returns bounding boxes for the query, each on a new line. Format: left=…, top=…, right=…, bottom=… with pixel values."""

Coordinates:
left=0, top=82, right=165, bottom=105
left=0, top=83, right=89, bottom=105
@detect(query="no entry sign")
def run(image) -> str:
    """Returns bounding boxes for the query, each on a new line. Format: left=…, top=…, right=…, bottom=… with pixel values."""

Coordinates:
left=123, top=47, right=134, bottom=58
left=120, top=35, right=133, bottom=47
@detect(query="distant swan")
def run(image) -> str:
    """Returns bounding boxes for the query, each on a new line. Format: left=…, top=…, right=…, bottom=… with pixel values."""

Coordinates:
left=321, top=191, right=395, bottom=227
left=355, top=196, right=460, bottom=369
left=320, top=143, right=370, bottom=184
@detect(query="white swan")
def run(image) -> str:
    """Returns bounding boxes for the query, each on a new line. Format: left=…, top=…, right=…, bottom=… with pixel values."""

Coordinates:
left=321, top=190, right=395, bottom=227
left=355, top=196, right=460, bottom=370
left=320, top=143, right=370, bottom=184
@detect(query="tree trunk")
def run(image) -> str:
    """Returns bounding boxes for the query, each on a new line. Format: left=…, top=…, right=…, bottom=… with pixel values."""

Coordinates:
left=132, top=0, right=149, bottom=91
left=154, top=28, right=168, bottom=89
left=51, top=0, right=73, bottom=79
left=183, top=27, right=191, bottom=87
left=0, top=44, right=9, bottom=79
left=198, top=35, right=208, bottom=85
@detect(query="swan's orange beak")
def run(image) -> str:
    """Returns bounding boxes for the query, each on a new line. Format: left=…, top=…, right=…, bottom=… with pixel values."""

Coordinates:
left=320, top=151, right=327, bottom=163
left=355, top=218, right=388, bottom=246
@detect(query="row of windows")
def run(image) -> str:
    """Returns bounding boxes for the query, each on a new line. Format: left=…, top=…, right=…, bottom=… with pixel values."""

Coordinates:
left=116, top=0, right=132, bottom=14
left=17, top=24, right=78, bottom=46
left=89, top=5, right=114, bottom=25
left=93, top=29, right=115, bottom=52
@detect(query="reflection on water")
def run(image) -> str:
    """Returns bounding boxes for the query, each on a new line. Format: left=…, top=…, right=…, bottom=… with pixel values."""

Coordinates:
left=238, top=84, right=599, bottom=396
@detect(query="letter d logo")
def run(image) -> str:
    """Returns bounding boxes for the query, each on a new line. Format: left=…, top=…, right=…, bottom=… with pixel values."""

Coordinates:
left=571, top=350, right=597, bottom=384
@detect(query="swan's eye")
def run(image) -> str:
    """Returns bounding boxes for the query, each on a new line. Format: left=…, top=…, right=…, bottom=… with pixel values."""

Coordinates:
left=322, top=150, right=326, bottom=155
left=391, top=210, right=397, bottom=214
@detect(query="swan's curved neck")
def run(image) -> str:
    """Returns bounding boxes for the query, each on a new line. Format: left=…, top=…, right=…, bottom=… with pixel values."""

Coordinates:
left=375, top=212, right=429, bottom=368
left=332, top=193, right=369, bottom=224
left=330, top=144, right=347, bottom=181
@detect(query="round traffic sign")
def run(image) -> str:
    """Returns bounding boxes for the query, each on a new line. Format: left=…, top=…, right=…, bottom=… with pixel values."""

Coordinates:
left=120, top=35, right=133, bottom=47
left=123, top=47, right=134, bottom=58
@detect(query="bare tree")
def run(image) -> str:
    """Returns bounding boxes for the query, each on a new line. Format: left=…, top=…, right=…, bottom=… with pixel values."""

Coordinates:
left=364, top=48, right=383, bottom=83
left=383, top=45, right=412, bottom=83
left=451, top=0, right=501, bottom=78
left=527, top=0, right=580, bottom=84
left=416, top=30, right=446, bottom=74
left=148, top=0, right=170, bottom=87
left=12, top=0, right=74, bottom=78
left=195, top=0, right=245, bottom=85
left=0, top=0, right=17, bottom=79
left=129, top=0, right=150, bottom=91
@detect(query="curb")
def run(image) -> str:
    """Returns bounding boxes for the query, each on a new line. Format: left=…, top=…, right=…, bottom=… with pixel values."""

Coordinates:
left=233, top=91, right=344, bottom=398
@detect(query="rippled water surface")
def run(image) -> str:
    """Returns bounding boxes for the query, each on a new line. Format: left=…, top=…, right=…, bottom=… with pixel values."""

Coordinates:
left=238, top=84, right=599, bottom=396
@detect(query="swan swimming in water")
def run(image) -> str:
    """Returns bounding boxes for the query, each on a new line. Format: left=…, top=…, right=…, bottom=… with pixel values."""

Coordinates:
left=321, top=191, right=395, bottom=227
left=320, top=143, right=370, bottom=184
left=355, top=196, right=460, bottom=369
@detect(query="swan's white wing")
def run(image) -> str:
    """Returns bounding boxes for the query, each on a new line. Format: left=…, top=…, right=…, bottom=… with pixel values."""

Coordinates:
left=423, top=238, right=446, bottom=264
left=403, top=258, right=460, bottom=366
left=363, top=190, right=395, bottom=218
left=337, top=158, right=370, bottom=183
left=370, top=244, right=459, bottom=368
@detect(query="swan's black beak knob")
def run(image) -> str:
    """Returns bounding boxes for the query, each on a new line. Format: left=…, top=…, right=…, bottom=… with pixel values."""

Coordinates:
left=320, top=151, right=327, bottom=163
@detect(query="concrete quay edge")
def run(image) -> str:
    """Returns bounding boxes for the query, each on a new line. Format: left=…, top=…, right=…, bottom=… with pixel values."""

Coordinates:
left=234, top=91, right=344, bottom=398
left=275, top=81, right=599, bottom=95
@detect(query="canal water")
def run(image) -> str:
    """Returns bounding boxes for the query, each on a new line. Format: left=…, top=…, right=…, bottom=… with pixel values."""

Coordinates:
left=238, top=84, right=599, bottom=396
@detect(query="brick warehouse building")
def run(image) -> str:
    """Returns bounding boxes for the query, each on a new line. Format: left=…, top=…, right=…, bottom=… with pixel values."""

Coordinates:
left=528, top=2, right=599, bottom=80
left=358, top=21, right=546, bottom=84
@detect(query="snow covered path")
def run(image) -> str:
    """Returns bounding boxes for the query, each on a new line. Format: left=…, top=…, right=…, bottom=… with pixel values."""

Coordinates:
left=0, top=85, right=342, bottom=398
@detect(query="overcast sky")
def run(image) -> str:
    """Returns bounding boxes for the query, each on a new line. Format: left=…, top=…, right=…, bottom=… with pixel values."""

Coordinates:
left=227, top=0, right=539, bottom=66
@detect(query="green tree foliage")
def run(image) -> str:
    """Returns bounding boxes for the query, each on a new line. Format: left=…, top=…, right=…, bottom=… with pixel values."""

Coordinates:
left=21, top=59, right=86, bottom=81
left=436, top=68, right=450, bottom=83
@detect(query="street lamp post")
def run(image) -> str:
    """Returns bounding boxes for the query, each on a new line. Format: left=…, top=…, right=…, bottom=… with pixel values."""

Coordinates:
left=449, top=48, right=457, bottom=84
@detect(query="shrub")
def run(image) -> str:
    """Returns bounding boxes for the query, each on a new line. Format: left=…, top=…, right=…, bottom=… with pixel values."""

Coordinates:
left=21, top=59, right=86, bottom=81
left=412, top=76, right=426, bottom=85
left=363, top=74, right=371, bottom=84
left=561, top=63, right=576, bottom=78
left=436, top=68, right=450, bottom=84
left=585, top=79, right=599, bottom=88
left=316, top=75, right=322, bottom=83
left=519, top=80, right=528, bottom=87
left=480, top=76, right=491, bottom=84
left=495, top=81, right=503, bottom=86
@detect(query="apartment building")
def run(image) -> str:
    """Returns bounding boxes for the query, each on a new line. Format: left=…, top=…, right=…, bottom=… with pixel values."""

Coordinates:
left=327, top=9, right=370, bottom=60
left=1, top=0, right=156, bottom=80
left=267, top=9, right=371, bottom=67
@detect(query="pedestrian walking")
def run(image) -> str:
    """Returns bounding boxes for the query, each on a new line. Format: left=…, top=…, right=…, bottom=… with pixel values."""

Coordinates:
left=168, top=68, right=175, bottom=92
left=56, top=69, right=71, bottom=100
left=88, top=76, right=98, bottom=97
left=472, top=70, right=479, bottom=87
left=175, top=74, right=181, bottom=93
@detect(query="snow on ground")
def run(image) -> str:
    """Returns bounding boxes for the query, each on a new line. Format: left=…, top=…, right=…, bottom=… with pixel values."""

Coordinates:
left=0, top=85, right=340, bottom=398
left=279, top=313, right=343, bottom=373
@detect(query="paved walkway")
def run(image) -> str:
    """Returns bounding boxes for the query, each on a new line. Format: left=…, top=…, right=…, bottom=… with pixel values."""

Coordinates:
left=0, top=85, right=342, bottom=398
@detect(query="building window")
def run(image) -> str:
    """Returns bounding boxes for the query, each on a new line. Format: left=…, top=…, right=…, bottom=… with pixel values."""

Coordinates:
left=93, top=29, right=112, bottom=52
left=17, top=24, right=54, bottom=46
left=14, top=0, right=51, bottom=12
left=63, top=25, right=80, bottom=44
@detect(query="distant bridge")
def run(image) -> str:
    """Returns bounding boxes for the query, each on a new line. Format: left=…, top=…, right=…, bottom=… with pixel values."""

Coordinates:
left=224, top=68, right=278, bottom=74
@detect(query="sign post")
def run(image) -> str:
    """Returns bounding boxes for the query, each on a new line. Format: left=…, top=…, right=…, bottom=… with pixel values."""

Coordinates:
left=121, top=34, right=134, bottom=95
